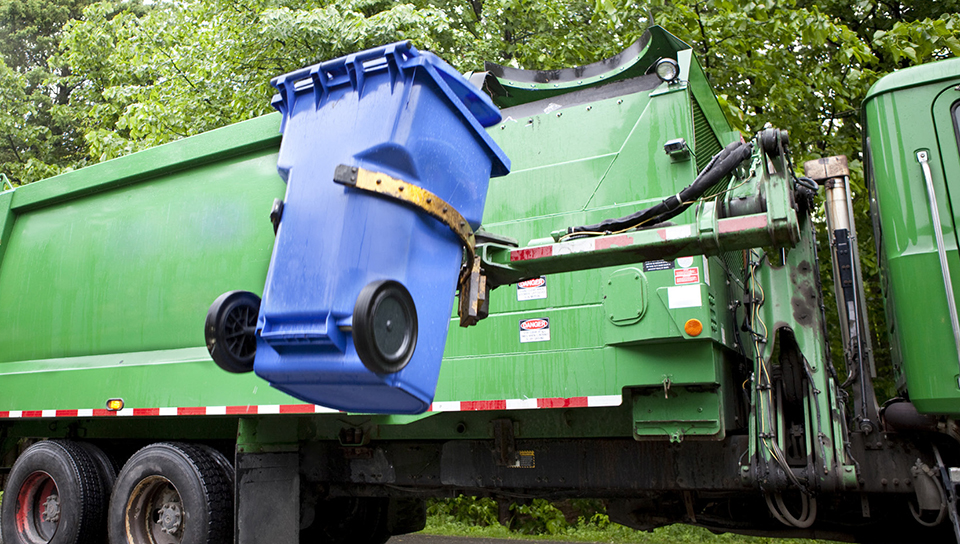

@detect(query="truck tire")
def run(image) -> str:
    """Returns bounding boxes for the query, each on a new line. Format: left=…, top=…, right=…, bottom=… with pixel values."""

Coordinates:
left=300, top=497, right=389, bottom=544
left=76, top=442, right=118, bottom=493
left=1, top=440, right=109, bottom=544
left=108, top=442, right=232, bottom=544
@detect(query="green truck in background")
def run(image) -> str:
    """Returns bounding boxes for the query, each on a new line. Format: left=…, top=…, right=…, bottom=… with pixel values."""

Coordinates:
left=1, top=25, right=960, bottom=544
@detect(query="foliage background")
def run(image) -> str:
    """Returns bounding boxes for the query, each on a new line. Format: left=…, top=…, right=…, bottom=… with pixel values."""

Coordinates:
left=4, top=0, right=959, bottom=183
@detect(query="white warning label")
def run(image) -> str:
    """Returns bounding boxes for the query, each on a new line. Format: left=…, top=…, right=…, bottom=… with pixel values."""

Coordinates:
left=519, top=318, right=551, bottom=343
left=668, top=285, right=703, bottom=309
left=517, top=277, right=548, bottom=301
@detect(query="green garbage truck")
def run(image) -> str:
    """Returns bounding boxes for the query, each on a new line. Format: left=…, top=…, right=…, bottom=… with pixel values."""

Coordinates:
left=1, top=25, right=960, bottom=544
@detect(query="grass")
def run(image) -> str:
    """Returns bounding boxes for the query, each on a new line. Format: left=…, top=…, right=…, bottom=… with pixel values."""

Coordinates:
left=421, top=497, right=831, bottom=544
left=421, top=519, right=829, bottom=544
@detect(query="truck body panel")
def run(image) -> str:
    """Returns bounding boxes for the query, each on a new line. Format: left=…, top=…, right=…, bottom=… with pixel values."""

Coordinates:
left=864, top=58, right=960, bottom=414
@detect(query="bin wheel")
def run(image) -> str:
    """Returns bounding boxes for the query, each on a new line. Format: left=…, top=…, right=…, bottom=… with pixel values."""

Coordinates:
left=353, top=280, right=418, bottom=374
left=2, top=440, right=110, bottom=544
left=205, top=291, right=261, bottom=373
left=108, top=442, right=232, bottom=544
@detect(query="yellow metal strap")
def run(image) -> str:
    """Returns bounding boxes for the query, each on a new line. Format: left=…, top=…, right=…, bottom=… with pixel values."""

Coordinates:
left=333, top=164, right=486, bottom=327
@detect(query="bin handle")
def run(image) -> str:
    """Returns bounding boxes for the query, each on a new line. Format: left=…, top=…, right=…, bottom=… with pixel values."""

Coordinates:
left=332, top=164, right=488, bottom=327
left=1, top=174, right=12, bottom=192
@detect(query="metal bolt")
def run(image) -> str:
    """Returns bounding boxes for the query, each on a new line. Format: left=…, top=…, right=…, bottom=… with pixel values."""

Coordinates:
left=426, top=198, right=432, bottom=204
left=617, top=99, right=623, bottom=105
left=586, top=106, right=592, bottom=111
left=556, top=112, right=562, bottom=117
left=376, top=179, right=381, bottom=184
left=398, top=186, right=403, bottom=192
left=500, top=125, right=505, bottom=130
left=42, top=494, right=60, bottom=523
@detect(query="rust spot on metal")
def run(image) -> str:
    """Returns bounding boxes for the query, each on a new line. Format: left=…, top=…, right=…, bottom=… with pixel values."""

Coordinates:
left=791, top=284, right=817, bottom=326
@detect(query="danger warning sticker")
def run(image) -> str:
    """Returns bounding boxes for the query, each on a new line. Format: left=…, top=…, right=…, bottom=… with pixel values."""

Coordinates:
left=519, top=318, right=551, bottom=343
left=674, top=267, right=700, bottom=285
left=517, top=276, right=547, bottom=301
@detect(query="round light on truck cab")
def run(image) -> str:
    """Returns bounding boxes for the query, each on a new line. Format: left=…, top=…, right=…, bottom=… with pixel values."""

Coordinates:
left=655, top=58, right=680, bottom=83
left=106, top=398, right=124, bottom=411
left=684, top=319, right=703, bottom=337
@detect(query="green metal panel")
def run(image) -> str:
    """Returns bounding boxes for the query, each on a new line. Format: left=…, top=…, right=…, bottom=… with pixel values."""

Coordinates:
left=0, top=148, right=282, bottom=362
left=0, top=190, right=13, bottom=267
left=437, top=31, right=739, bottom=442
left=864, top=57, right=960, bottom=414
left=0, top=114, right=297, bottom=412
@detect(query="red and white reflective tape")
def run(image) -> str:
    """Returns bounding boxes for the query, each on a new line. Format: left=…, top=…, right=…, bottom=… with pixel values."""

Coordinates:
left=429, top=394, right=622, bottom=412
left=0, top=395, right=622, bottom=418
left=510, top=235, right=634, bottom=262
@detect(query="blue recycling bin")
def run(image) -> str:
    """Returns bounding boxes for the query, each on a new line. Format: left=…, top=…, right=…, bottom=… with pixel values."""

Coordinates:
left=254, top=41, right=510, bottom=414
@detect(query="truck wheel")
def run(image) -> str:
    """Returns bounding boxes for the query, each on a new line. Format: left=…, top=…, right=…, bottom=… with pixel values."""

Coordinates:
left=2, top=440, right=109, bottom=544
left=77, top=442, right=119, bottom=493
left=108, top=442, right=232, bottom=544
left=300, top=497, right=389, bottom=544
left=205, top=291, right=260, bottom=373
left=353, top=280, right=418, bottom=374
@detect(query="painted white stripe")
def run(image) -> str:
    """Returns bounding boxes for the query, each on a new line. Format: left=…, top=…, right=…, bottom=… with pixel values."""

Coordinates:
left=506, top=398, right=539, bottom=410
left=314, top=405, right=338, bottom=413
left=259, top=404, right=280, bottom=414
left=78, top=409, right=93, bottom=417
left=588, top=395, right=623, bottom=407
left=117, top=408, right=135, bottom=416
left=42, top=410, right=56, bottom=418
left=10, top=411, right=21, bottom=418
left=206, top=406, right=227, bottom=416
left=430, top=401, right=461, bottom=412
left=159, top=407, right=178, bottom=416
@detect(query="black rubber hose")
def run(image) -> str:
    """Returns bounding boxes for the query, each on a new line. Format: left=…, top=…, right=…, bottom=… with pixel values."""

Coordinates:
left=566, top=140, right=754, bottom=235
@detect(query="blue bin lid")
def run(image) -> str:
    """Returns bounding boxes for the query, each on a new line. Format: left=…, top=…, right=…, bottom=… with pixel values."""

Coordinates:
left=270, top=41, right=510, bottom=177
